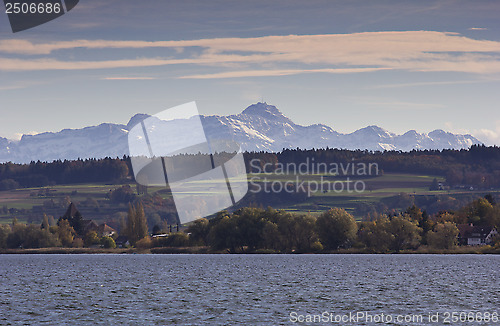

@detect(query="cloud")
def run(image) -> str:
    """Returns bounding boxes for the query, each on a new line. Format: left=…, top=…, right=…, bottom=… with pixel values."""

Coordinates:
left=468, top=27, right=488, bottom=31
left=0, top=81, right=45, bottom=91
left=473, top=121, right=500, bottom=146
left=1, top=31, right=500, bottom=75
left=67, top=22, right=103, bottom=29
left=369, top=79, right=500, bottom=89
left=447, top=121, right=500, bottom=146
left=367, top=100, right=445, bottom=110
left=0, top=57, right=207, bottom=71
left=102, top=77, right=157, bottom=80
left=0, top=84, right=28, bottom=91
left=178, top=67, right=390, bottom=79
left=13, top=131, right=39, bottom=140
left=444, top=122, right=470, bottom=135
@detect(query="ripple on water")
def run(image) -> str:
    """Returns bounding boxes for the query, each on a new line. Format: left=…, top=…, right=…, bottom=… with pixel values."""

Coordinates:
left=0, top=254, right=499, bottom=325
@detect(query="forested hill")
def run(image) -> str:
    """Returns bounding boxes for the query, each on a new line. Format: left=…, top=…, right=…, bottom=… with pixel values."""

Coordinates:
left=0, top=145, right=499, bottom=190
left=266, top=145, right=500, bottom=187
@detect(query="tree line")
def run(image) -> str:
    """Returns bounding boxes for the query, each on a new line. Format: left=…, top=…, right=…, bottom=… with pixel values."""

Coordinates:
left=0, top=201, right=149, bottom=250
left=1, top=195, right=498, bottom=252
left=183, top=195, right=499, bottom=253
left=0, top=157, right=130, bottom=189
left=246, top=145, right=500, bottom=188
left=1, top=145, right=500, bottom=190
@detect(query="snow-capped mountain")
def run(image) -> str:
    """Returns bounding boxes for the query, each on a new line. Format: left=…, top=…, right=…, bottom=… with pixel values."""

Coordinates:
left=0, top=102, right=482, bottom=163
left=201, top=103, right=480, bottom=152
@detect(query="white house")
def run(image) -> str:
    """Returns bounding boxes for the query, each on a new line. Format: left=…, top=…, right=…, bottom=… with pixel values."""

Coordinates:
left=458, top=224, right=498, bottom=246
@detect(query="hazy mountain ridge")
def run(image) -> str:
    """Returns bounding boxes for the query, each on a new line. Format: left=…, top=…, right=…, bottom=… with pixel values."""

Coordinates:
left=0, top=102, right=482, bottom=163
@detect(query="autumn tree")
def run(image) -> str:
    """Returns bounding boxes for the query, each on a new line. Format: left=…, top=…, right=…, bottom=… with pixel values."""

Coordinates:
left=58, top=203, right=84, bottom=235
left=419, top=210, right=434, bottom=245
left=405, top=205, right=423, bottom=222
left=58, top=219, right=75, bottom=247
left=126, top=202, right=149, bottom=246
left=261, top=220, right=280, bottom=250
left=0, top=224, right=11, bottom=248
left=6, top=220, right=26, bottom=249
left=208, top=212, right=240, bottom=251
left=358, top=217, right=394, bottom=252
left=435, top=211, right=461, bottom=224
left=315, top=208, right=358, bottom=250
left=135, top=202, right=148, bottom=241
left=460, top=198, right=495, bottom=226
left=359, top=215, right=422, bottom=252
left=109, top=185, right=136, bottom=203
left=276, top=213, right=319, bottom=252
left=389, top=215, right=422, bottom=251
left=84, top=230, right=100, bottom=247
left=186, top=218, right=210, bottom=246
left=233, top=207, right=266, bottom=250
left=41, top=214, right=50, bottom=230
left=427, top=222, right=459, bottom=249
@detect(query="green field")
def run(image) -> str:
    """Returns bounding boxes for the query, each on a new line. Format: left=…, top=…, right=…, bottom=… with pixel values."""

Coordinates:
left=0, top=173, right=498, bottom=223
left=247, top=172, right=499, bottom=218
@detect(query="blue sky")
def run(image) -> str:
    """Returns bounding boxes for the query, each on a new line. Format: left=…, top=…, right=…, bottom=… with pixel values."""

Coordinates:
left=1, top=0, right=499, bottom=145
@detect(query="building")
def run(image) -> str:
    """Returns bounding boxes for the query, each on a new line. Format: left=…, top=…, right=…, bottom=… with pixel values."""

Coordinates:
left=114, top=235, right=130, bottom=248
left=457, top=224, right=498, bottom=246
left=81, top=221, right=117, bottom=237
left=81, top=219, right=98, bottom=235
left=96, top=223, right=117, bottom=237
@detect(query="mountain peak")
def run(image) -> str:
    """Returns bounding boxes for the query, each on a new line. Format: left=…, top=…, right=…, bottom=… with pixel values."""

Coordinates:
left=0, top=103, right=485, bottom=163
left=429, top=129, right=448, bottom=136
left=353, top=125, right=393, bottom=138
left=241, top=102, right=292, bottom=123
left=403, top=130, right=419, bottom=136
left=127, top=113, right=151, bottom=130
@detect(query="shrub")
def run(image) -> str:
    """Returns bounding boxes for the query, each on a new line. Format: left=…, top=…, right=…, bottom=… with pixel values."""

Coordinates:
left=72, top=237, right=84, bottom=248
left=168, top=233, right=189, bottom=247
left=84, top=231, right=100, bottom=247
left=136, top=236, right=152, bottom=249
left=101, top=236, right=116, bottom=249
left=310, top=241, right=324, bottom=252
left=153, top=233, right=190, bottom=247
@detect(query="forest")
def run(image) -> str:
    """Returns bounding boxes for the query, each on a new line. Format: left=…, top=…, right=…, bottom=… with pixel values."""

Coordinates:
left=0, top=145, right=500, bottom=190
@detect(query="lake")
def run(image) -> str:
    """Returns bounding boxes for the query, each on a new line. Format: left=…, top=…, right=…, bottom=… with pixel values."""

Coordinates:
left=0, top=254, right=499, bottom=325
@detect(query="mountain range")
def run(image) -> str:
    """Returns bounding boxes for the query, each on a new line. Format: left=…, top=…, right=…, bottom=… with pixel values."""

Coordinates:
left=0, top=102, right=482, bottom=163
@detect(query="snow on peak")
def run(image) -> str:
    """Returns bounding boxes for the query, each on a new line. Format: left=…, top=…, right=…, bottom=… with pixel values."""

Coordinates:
left=353, top=125, right=393, bottom=138
left=241, top=102, right=291, bottom=123
left=0, top=102, right=485, bottom=163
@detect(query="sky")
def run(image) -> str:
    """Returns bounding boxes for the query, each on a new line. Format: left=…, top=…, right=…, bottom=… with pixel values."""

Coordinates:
left=0, top=0, right=499, bottom=145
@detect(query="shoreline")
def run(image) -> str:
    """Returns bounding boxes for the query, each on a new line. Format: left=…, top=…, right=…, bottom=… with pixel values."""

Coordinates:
left=0, top=246, right=498, bottom=255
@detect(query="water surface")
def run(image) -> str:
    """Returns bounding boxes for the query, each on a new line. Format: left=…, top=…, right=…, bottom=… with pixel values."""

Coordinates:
left=0, top=254, right=498, bottom=325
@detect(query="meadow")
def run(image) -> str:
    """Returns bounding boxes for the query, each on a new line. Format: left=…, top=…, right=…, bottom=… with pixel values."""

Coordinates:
left=1, top=172, right=497, bottom=224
